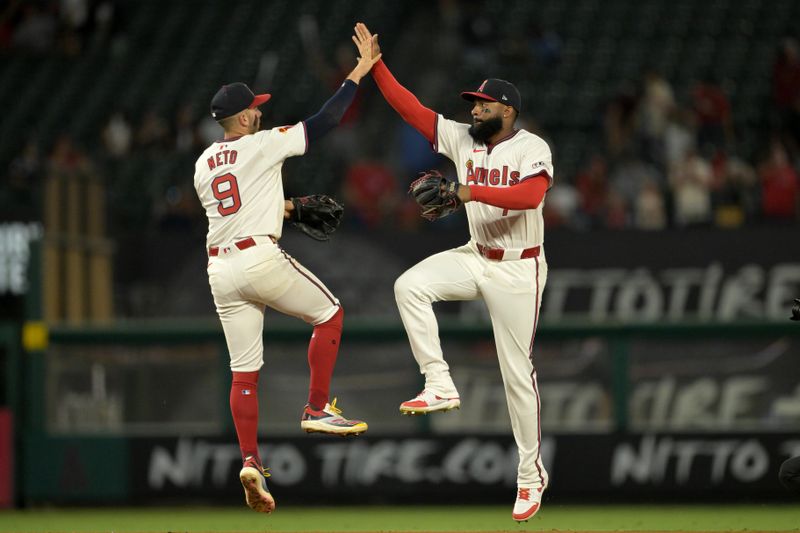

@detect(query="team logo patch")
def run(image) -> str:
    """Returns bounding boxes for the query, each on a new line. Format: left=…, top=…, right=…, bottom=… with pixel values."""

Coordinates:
left=278, top=125, right=293, bottom=133
left=532, top=161, right=546, bottom=169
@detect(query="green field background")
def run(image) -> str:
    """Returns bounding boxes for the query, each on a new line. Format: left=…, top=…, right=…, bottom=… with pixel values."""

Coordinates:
left=1, top=505, right=799, bottom=532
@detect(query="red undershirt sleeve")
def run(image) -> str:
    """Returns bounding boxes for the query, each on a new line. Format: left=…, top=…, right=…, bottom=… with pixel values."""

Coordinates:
left=371, top=59, right=437, bottom=142
left=468, top=174, right=549, bottom=210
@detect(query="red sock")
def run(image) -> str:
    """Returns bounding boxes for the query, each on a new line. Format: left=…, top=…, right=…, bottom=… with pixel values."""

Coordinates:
left=308, top=306, right=344, bottom=410
left=230, top=370, right=260, bottom=462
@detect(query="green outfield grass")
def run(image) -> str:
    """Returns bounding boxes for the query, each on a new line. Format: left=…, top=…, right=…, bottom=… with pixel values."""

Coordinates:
left=0, top=505, right=799, bottom=532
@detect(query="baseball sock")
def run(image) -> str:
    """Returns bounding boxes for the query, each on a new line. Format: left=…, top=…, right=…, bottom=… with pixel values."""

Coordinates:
left=230, top=370, right=260, bottom=462
left=307, top=306, right=344, bottom=410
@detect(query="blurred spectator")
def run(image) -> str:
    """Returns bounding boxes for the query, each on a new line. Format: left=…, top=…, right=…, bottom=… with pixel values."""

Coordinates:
left=603, top=191, right=629, bottom=229
left=135, top=111, right=169, bottom=151
left=772, top=37, right=800, bottom=114
left=499, top=21, right=562, bottom=69
left=529, top=23, right=562, bottom=68
left=542, top=181, right=579, bottom=229
left=434, top=0, right=463, bottom=64
left=49, top=134, right=93, bottom=177
left=691, top=74, right=734, bottom=155
left=609, top=156, right=661, bottom=207
left=0, top=4, right=14, bottom=49
left=299, top=16, right=363, bottom=125
left=758, top=140, right=799, bottom=222
left=711, top=152, right=758, bottom=228
left=102, top=111, right=132, bottom=158
left=342, top=156, right=401, bottom=229
left=196, top=115, right=222, bottom=146
left=669, top=149, right=713, bottom=227
left=574, top=154, right=610, bottom=227
left=299, top=17, right=362, bottom=163
left=8, top=140, right=42, bottom=183
left=604, top=82, right=640, bottom=159
left=90, top=0, right=119, bottom=50
left=786, top=95, right=800, bottom=160
left=12, top=3, right=56, bottom=53
left=156, top=184, right=202, bottom=233
left=772, top=38, right=800, bottom=160
left=4, top=140, right=43, bottom=219
left=458, top=0, right=498, bottom=71
left=59, top=0, right=89, bottom=55
left=664, top=106, right=697, bottom=170
left=637, top=69, right=676, bottom=169
left=396, top=121, right=443, bottom=176
left=174, top=104, right=197, bottom=153
left=634, top=178, right=667, bottom=230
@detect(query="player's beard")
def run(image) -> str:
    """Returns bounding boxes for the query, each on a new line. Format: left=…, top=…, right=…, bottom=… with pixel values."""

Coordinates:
left=250, top=114, right=261, bottom=133
left=468, top=116, right=503, bottom=144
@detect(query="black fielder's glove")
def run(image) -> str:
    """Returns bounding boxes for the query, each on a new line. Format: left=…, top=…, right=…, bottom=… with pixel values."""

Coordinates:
left=779, top=455, right=800, bottom=494
left=408, top=170, right=463, bottom=221
left=791, top=299, right=800, bottom=321
left=289, top=194, right=344, bottom=241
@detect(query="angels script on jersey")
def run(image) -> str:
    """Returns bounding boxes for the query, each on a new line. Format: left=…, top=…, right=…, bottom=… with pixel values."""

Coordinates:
left=465, top=159, right=520, bottom=187
left=206, top=149, right=238, bottom=171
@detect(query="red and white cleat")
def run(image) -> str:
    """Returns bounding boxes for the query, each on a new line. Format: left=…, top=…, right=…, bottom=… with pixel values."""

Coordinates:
left=399, top=389, right=460, bottom=415
left=512, top=486, right=544, bottom=522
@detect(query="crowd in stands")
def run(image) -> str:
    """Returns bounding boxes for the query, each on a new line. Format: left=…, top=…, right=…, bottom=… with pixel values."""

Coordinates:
left=2, top=1, right=799, bottom=234
left=0, top=0, right=120, bottom=56
left=541, top=48, right=800, bottom=230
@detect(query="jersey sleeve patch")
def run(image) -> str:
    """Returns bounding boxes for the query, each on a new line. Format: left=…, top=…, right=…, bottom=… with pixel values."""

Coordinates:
left=519, top=170, right=553, bottom=188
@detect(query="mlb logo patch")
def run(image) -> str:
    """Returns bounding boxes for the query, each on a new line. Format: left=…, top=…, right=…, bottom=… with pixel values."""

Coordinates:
left=242, top=389, right=252, bottom=395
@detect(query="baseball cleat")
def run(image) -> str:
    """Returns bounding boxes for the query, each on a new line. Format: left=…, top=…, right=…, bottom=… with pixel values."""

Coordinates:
left=239, top=456, right=275, bottom=514
left=399, top=389, right=460, bottom=415
left=512, top=486, right=544, bottom=522
left=300, top=398, right=368, bottom=436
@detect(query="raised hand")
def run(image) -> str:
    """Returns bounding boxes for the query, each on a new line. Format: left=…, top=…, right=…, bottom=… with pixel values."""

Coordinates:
left=352, top=22, right=380, bottom=60
left=347, top=47, right=382, bottom=82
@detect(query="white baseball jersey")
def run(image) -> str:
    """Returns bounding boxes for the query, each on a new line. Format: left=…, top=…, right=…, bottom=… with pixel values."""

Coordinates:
left=195, top=122, right=342, bottom=372
left=434, top=115, right=554, bottom=249
left=193, top=124, right=307, bottom=247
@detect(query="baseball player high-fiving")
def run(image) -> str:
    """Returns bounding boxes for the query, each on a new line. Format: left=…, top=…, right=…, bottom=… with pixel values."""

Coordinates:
left=354, top=23, right=552, bottom=522
left=193, top=47, right=381, bottom=514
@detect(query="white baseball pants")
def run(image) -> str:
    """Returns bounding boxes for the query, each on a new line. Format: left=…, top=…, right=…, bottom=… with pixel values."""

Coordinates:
left=394, top=241, right=549, bottom=489
left=207, top=235, right=340, bottom=372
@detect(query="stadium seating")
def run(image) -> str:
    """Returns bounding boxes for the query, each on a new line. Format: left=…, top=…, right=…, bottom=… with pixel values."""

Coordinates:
left=2, top=0, right=799, bottom=289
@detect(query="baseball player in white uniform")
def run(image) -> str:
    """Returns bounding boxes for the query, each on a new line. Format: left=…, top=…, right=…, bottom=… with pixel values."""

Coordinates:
left=354, top=23, right=552, bottom=522
left=193, top=47, right=381, bottom=514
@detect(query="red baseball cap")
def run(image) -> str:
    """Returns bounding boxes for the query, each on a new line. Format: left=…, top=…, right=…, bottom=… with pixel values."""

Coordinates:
left=210, top=82, right=271, bottom=120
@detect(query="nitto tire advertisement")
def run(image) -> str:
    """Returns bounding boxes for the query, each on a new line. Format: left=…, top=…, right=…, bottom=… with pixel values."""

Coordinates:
left=122, top=433, right=799, bottom=505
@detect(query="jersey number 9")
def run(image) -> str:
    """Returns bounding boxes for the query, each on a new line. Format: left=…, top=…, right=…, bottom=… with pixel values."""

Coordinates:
left=212, top=173, right=242, bottom=216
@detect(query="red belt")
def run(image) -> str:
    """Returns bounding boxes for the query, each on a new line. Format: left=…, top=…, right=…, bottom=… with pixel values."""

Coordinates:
left=208, top=236, right=257, bottom=257
left=476, top=243, right=540, bottom=261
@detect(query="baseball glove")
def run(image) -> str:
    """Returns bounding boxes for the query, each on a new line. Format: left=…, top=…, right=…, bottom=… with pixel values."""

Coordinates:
left=791, top=298, right=800, bottom=321
left=408, top=170, right=463, bottom=221
left=289, top=195, right=344, bottom=241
